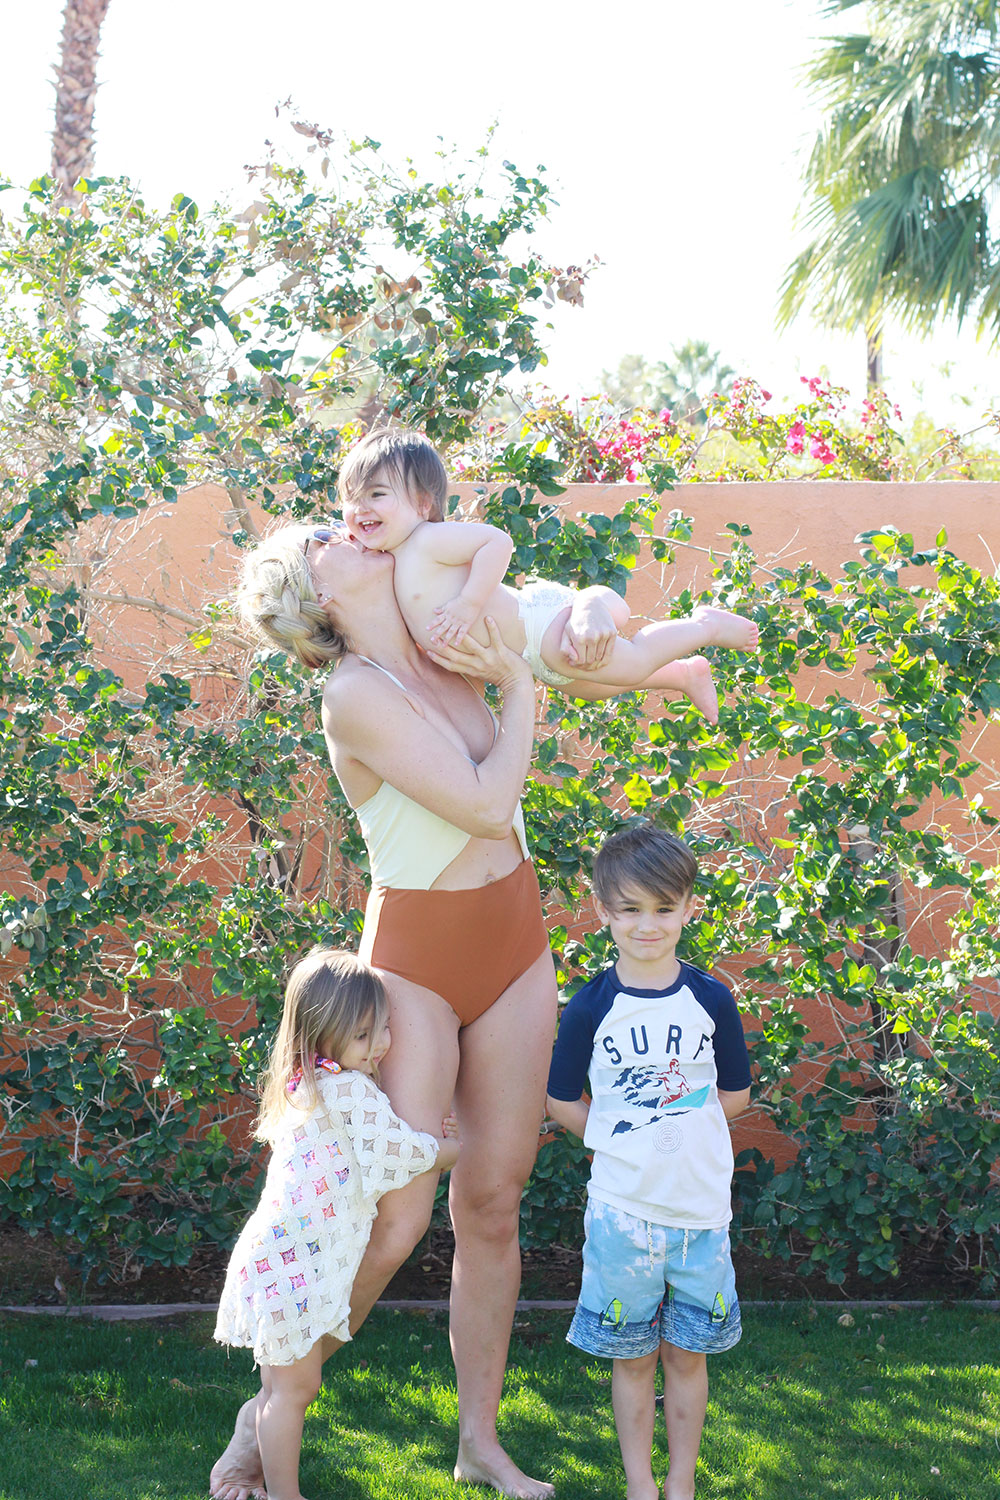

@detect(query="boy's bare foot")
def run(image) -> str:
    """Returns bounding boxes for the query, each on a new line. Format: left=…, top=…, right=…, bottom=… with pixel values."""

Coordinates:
left=690, top=605, right=759, bottom=652
left=210, top=1396, right=268, bottom=1500
left=663, top=1484, right=695, bottom=1500
left=455, top=1437, right=555, bottom=1498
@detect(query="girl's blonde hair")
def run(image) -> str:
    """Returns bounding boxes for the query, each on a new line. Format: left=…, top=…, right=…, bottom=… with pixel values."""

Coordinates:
left=235, top=523, right=352, bottom=670
left=256, top=948, right=389, bottom=1143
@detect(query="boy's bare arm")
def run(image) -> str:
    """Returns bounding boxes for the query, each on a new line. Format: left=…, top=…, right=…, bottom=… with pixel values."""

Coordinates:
left=421, top=520, right=514, bottom=644
left=717, top=1086, right=751, bottom=1121
left=545, top=1093, right=590, bottom=1138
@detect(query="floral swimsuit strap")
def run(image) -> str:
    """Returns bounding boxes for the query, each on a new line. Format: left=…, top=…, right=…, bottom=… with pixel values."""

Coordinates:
left=286, top=1054, right=342, bottom=1095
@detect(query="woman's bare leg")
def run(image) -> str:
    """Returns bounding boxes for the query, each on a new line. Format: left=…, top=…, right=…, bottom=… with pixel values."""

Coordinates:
left=346, top=970, right=461, bottom=1326
left=210, top=1392, right=268, bottom=1500
left=450, top=946, right=559, bottom=1499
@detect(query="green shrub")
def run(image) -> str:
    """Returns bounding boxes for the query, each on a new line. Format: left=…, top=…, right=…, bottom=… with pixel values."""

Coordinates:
left=1, top=139, right=998, bottom=1290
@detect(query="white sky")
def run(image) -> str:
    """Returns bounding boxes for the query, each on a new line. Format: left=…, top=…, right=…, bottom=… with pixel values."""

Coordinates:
left=4, top=0, right=999, bottom=427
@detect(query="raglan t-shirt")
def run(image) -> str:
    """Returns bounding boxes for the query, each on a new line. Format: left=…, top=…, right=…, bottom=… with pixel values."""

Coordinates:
left=546, top=962, right=752, bottom=1230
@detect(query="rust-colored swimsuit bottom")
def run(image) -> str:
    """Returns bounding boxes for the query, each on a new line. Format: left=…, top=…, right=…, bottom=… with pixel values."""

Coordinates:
left=359, top=858, right=549, bottom=1027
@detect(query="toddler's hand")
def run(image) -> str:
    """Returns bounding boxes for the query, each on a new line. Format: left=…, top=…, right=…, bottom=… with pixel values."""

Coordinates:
left=560, top=596, right=618, bottom=671
left=436, top=1134, right=460, bottom=1172
left=429, top=595, right=481, bottom=647
left=442, top=1111, right=460, bottom=1139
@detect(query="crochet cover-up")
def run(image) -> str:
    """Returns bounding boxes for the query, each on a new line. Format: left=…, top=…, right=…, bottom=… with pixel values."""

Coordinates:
left=214, top=1068, right=438, bottom=1365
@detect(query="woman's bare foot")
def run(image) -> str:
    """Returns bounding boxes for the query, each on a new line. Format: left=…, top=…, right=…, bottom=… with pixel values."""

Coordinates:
left=454, top=1437, right=555, bottom=1499
left=210, top=1395, right=268, bottom=1500
left=690, top=604, right=759, bottom=652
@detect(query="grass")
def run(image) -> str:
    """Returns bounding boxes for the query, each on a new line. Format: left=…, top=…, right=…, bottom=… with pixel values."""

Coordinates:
left=0, top=1304, right=997, bottom=1499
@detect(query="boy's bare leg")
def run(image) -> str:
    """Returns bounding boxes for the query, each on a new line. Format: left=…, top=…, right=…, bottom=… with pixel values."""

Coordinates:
left=660, top=1343, right=708, bottom=1500
left=611, top=1350, right=661, bottom=1500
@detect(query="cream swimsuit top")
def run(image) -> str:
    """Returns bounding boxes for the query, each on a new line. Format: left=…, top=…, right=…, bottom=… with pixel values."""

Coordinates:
left=352, top=657, right=529, bottom=891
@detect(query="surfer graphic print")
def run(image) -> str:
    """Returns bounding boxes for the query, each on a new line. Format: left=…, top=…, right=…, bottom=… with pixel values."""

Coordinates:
left=547, top=961, right=751, bottom=1229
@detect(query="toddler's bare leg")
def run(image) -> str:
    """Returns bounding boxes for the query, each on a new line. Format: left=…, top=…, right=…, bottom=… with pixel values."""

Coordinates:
left=612, top=1350, right=661, bottom=1500
left=541, top=605, right=757, bottom=690
left=660, top=1343, right=708, bottom=1500
left=257, top=1346, right=324, bottom=1500
left=557, top=656, right=719, bottom=722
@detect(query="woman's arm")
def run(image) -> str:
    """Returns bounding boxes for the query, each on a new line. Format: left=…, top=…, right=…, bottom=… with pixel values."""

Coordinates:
left=323, top=620, right=535, bottom=840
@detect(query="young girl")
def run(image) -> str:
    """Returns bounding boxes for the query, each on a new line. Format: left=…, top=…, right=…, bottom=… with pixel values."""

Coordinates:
left=334, top=429, right=759, bottom=723
left=213, top=948, right=458, bottom=1500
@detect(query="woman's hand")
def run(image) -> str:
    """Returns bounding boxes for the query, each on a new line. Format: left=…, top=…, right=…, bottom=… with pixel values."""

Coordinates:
left=425, top=616, right=531, bottom=693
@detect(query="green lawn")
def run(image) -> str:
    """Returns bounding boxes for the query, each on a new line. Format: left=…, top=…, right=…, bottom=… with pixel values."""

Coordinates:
left=0, top=1304, right=997, bottom=1499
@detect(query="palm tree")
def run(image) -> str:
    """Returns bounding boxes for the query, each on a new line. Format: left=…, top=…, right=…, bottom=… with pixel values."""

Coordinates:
left=600, top=342, right=735, bottom=424
left=51, top=0, right=112, bottom=199
left=779, top=0, right=1000, bottom=387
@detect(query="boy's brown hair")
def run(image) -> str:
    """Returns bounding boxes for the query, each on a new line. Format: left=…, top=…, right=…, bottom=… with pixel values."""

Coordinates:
left=592, top=822, right=698, bottom=908
left=337, top=427, right=448, bottom=520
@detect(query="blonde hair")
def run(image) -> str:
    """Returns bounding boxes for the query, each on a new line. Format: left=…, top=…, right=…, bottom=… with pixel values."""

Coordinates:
left=256, top=949, right=389, bottom=1143
left=235, top=523, right=352, bottom=669
left=337, top=427, right=448, bottom=521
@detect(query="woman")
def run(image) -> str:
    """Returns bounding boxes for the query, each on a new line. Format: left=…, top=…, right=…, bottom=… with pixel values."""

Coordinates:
left=211, top=518, right=616, bottom=1500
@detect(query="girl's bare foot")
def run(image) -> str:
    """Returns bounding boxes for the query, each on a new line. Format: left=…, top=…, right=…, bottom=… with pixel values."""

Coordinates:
left=455, top=1436, right=555, bottom=1498
left=210, top=1396, right=268, bottom=1500
left=690, top=604, right=759, bottom=652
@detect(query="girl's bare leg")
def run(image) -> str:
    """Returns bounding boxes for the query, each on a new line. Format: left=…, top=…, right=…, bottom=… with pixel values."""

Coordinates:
left=256, top=1345, right=325, bottom=1500
left=660, top=1343, right=708, bottom=1500
left=450, top=946, right=559, bottom=1499
left=541, top=604, right=757, bottom=690
left=612, top=1351, right=661, bottom=1500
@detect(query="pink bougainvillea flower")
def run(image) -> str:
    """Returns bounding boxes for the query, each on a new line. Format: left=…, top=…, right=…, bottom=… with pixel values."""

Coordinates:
left=786, top=419, right=806, bottom=456
left=761, top=389, right=773, bottom=403
left=809, top=434, right=836, bottom=465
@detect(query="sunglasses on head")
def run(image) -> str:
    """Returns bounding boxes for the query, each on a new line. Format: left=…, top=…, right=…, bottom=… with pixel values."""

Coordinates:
left=302, top=523, right=344, bottom=556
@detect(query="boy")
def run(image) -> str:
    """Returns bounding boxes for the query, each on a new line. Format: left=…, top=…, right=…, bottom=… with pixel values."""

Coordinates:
left=545, top=823, right=751, bottom=1500
left=337, top=427, right=759, bottom=721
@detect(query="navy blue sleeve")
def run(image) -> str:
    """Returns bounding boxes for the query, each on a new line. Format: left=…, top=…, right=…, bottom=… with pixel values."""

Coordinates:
left=710, top=979, right=752, bottom=1091
left=688, top=967, right=751, bottom=1091
left=546, top=981, right=602, bottom=1101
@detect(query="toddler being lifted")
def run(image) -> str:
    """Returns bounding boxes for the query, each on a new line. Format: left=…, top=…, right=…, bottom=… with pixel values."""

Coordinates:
left=337, top=429, right=758, bottom=721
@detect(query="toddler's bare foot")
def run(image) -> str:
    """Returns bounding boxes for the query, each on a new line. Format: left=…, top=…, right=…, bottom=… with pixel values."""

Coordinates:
left=455, top=1437, right=555, bottom=1498
left=642, top=655, right=719, bottom=722
left=210, top=1396, right=268, bottom=1500
left=691, top=604, right=758, bottom=652
left=663, top=1476, right=695, bottom=1500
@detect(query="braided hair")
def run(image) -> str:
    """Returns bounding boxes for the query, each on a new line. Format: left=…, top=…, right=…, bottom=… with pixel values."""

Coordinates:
left=235, top=524, right=352, bottom=669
